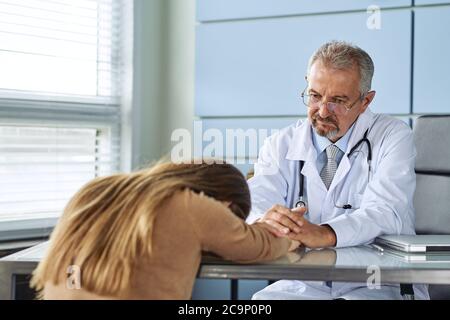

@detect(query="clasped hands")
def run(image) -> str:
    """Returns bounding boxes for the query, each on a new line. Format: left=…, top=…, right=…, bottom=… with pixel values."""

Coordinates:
left=258, top=204, right=337, bottom=249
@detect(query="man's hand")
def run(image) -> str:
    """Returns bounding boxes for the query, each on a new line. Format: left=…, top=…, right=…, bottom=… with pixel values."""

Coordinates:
left=259, top=204, right=307, bottom=237
left=288, top=215, right=337, bottom=248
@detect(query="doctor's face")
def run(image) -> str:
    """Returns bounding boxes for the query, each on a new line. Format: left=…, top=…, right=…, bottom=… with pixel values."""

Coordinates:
left=306, top=60, right=375, bottom=142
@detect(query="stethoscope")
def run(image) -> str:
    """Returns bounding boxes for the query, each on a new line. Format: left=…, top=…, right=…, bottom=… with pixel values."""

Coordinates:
left=295, top=129, right=372, bottom=209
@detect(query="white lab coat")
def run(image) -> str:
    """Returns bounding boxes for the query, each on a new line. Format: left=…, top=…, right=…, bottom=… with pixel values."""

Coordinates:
left=247, top=108, right=429, bottom=300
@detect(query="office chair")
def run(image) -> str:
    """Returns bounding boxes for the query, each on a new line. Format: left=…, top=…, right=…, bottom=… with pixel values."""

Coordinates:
left=413, top=114, right=450, bottom=300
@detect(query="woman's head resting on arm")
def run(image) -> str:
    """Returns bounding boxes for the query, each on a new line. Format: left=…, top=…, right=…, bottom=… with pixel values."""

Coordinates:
left=149, top=160, right=251, bottom=220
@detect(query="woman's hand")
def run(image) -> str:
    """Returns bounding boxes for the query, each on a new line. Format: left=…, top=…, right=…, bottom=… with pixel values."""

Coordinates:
left=254, top=220, right=284, bottom=237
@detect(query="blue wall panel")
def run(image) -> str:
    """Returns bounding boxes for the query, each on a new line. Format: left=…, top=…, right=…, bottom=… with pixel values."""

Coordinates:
left=196, top=10, right=412, bottom=117
left=234, top=163, right=255, bottom=178
left=197, top=0, right=412, bottom=22
left=200, top=118, right=300, bottom=159
left=415, top=0, right=450, bottom=5
left=192, top=279, right=270, bottom=300
left=413, top=7, right=450, bottom=114
left=238, top=280, right=269, bottom=300
left=192, top=279, right=230, bottom=299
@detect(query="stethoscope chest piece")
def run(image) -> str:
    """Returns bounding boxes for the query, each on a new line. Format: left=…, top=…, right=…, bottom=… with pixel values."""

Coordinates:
left=295, top=198, right=307, bottom=208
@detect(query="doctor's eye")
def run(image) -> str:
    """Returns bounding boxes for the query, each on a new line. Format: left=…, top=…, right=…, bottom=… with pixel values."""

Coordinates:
left=333, top=99, right=346, bottom=105
left=309, top=94, right=321, bottom=102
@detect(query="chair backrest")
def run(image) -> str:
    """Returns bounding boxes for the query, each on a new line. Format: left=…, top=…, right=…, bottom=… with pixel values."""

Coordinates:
left=413, top=115, right=450, bottom=235
left=413, top=115, right=450, bottom=300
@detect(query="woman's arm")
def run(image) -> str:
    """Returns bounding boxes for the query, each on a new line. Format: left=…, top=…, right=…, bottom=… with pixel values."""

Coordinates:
left=184, top=190, right=295, bottom=263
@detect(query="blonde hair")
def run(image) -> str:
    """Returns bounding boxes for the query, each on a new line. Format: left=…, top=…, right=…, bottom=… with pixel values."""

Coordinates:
left=31, top=160, right=250, bottom=298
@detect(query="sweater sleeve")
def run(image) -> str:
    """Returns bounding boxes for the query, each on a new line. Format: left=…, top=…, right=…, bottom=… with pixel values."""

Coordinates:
left=183, top=190, right=292, bottom=263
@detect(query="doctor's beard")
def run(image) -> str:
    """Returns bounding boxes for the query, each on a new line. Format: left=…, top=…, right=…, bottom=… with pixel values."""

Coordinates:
left=311, top=114, right=340, bottom=140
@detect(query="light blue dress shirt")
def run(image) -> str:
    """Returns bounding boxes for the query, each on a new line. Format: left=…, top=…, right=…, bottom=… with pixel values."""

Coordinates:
left=311, top=123, right=356, bottom=174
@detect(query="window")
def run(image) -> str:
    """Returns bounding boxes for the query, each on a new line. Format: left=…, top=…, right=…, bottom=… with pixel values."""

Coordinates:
left=0, top=0, right=131, bottom=240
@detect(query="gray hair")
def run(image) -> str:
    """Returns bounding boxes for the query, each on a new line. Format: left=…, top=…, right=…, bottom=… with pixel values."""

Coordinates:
left=307, top=41, right=374, bottom=96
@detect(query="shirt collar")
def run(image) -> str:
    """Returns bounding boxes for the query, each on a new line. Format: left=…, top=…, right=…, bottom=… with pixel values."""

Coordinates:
left=312, top=121, right=356, bottom=156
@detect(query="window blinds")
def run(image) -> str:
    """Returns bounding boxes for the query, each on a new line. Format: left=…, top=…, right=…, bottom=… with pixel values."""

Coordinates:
left=0, top=0, right=128, bottom=234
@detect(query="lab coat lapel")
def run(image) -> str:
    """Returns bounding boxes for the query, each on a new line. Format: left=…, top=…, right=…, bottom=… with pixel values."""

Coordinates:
left=345, top=108, right=374, bottom=156
left=328, top=109, right=375, bottom=192
left=286, top=119, right=325, bottom=190
left=285, top=119, right=314, bottom=162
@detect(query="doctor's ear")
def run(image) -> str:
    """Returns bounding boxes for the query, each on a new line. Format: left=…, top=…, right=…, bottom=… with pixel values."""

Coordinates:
left=361, top=90, right=376, bottom=111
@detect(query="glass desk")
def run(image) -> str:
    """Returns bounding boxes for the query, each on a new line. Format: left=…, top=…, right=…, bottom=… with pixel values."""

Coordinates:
left=2, top=241, right=450, bottom=299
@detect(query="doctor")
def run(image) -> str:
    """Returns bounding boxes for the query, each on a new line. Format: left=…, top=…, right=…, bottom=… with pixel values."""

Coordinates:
left=247, top=41, right=429, bottom=300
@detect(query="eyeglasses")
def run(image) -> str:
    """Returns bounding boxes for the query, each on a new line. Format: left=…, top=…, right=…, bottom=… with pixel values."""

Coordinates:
left=301, top=89, right=364, bottom=116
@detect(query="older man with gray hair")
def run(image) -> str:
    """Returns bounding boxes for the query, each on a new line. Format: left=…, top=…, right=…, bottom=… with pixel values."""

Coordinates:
left=247, top=41, right=429, bottom=299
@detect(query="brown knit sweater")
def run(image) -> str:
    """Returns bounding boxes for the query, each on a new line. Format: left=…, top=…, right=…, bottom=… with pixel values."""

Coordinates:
left=43, top=189, right=292, bottom=299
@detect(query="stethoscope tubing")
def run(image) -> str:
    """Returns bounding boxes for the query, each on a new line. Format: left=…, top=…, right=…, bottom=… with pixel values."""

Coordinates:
left=296, top=129, right=371, bottom=209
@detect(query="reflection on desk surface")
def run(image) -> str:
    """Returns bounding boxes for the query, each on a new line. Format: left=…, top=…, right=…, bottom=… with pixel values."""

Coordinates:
left=381, top=247, right=450, bottom=263
left=203, top=245, right=450, bottom=270
left=3, top=241, right=450, bottom=270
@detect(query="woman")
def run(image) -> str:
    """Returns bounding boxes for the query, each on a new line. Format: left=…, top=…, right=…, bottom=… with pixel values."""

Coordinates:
left=31, top=160, right=297, bottom=299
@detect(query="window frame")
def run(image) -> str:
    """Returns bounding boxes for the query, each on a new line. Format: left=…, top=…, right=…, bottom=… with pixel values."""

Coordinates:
left=0, top=0, right=134, bottom=242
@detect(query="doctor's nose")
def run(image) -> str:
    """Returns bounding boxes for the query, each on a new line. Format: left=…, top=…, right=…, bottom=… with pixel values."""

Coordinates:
left=318, top=102, right=332, bottom=118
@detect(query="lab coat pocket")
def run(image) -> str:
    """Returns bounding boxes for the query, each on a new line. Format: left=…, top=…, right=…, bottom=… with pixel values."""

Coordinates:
left=350, top=193, right=363, bottom=210
left=337, top=193, right=363, bottom=212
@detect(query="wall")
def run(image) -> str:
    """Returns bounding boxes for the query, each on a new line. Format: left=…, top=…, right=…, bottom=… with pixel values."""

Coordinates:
left=195, top=0, right=450, bottom=179
left=129, top=0, right=165, bottom=170
left=130, top=0, right=195, bottom=170
left=160, top=0, right=196, bottom=157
